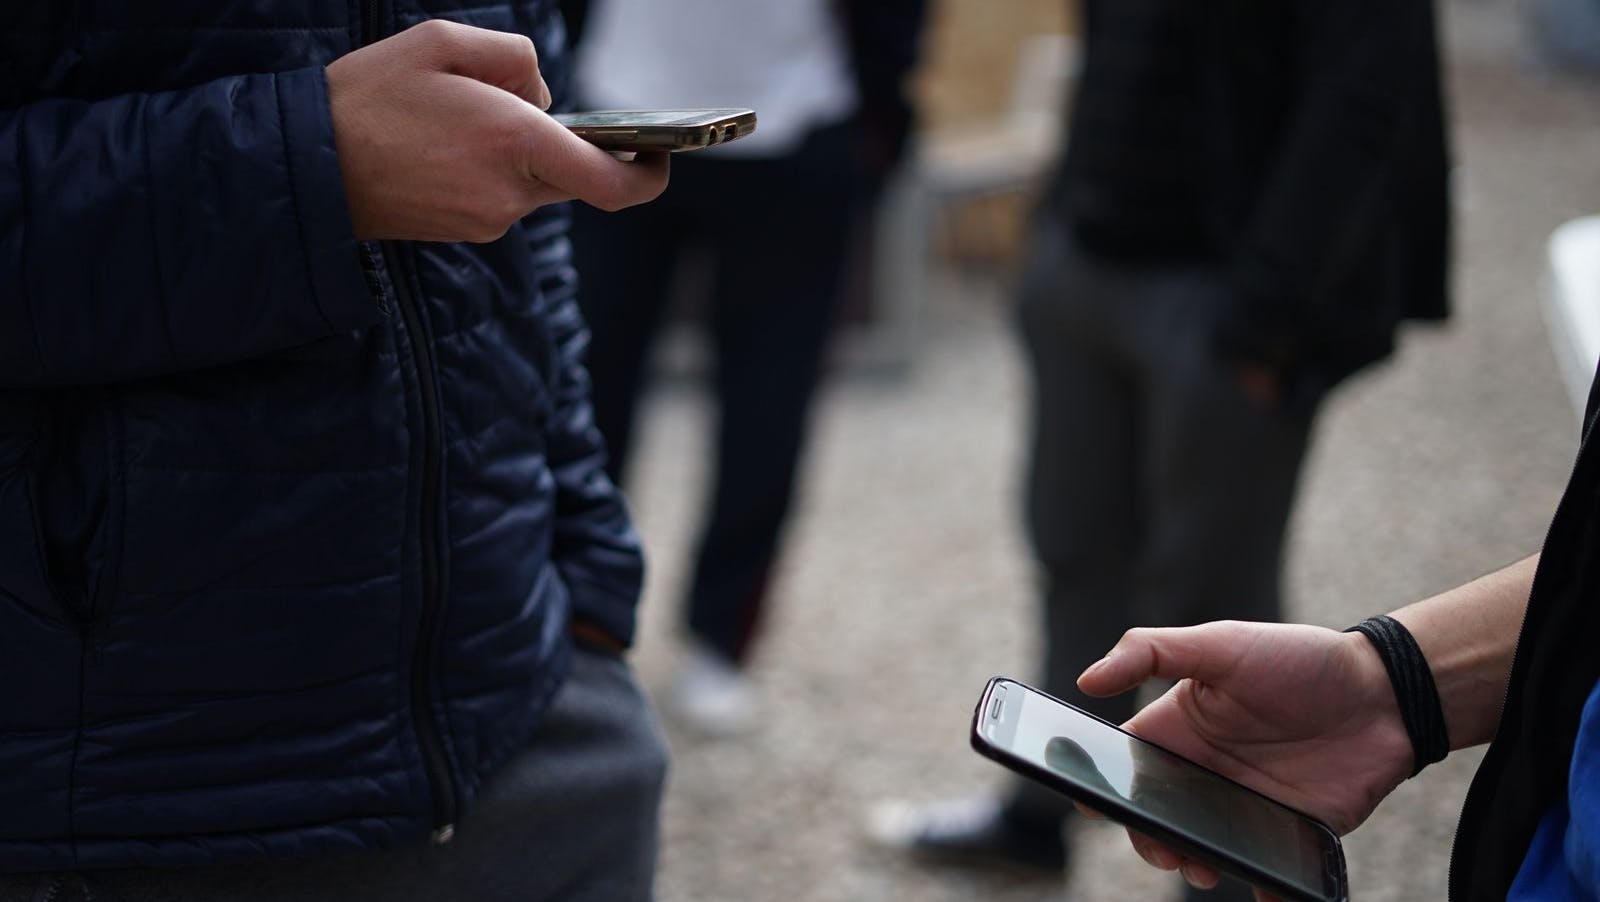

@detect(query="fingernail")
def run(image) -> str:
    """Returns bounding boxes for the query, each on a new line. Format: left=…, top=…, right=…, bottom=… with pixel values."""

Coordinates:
left=1144, top=845, right=1178, bottom=870
left=1180, top=862, right=1216, bottom=889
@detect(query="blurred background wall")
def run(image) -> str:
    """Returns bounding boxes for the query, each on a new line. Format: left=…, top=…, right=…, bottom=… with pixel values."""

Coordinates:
left=912, top=0, right=1071, bottom=131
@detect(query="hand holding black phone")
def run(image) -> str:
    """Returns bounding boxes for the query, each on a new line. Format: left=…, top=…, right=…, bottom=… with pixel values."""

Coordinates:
left=971, top=677, right=1349, bottom=902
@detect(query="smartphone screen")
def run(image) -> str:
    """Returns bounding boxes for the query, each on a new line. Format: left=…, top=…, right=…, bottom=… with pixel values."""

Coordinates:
left=973, top=678, right=1346, bottom=902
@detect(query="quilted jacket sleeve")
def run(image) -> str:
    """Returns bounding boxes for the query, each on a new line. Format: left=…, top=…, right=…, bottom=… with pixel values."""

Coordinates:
left=0, top=66, right=379, bottom=388
left=536, top=214, right=645, bottom=649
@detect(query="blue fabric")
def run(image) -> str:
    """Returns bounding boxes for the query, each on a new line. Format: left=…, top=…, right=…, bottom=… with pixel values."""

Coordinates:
left=0, top=0, right=642, bottom=871
left=1510, top=677, right=1600, bottom=900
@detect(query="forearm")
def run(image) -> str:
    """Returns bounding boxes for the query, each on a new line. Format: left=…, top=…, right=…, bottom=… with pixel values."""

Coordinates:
left=1388, top=554, right=1536, bottom=750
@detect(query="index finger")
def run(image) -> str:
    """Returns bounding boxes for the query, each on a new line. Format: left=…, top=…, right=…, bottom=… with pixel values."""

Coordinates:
left=1076, top=623, right=1245, bottom=698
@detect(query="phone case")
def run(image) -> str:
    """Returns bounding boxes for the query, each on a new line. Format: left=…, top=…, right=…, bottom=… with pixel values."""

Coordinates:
left=556, top=110, right=758, bottom=152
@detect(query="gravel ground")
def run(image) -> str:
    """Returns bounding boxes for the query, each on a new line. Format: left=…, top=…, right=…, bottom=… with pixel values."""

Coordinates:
left=615, top=2, right=1600, bottom=899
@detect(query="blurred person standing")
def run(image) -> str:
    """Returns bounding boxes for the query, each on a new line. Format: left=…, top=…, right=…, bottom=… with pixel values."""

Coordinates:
left=562, top=0, right=926, bottom=735
left=881, top=1, right=1451, bottom=898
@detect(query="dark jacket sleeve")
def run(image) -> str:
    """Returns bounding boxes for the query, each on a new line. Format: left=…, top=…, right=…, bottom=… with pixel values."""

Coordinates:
left=0, top=66, right=379, bottom=388
left=1215, top=0, right=1441, bottom=373
left=539, top=223, right=645, bottom=648
left=557, top=0, right=592, bottom=50
left=836, top=0, right=929, bottom=176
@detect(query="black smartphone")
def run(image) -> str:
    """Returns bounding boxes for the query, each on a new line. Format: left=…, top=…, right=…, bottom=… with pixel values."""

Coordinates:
left=971, top=677, right=1348, bottom=902
left=552, top=108, right=757, bottom=152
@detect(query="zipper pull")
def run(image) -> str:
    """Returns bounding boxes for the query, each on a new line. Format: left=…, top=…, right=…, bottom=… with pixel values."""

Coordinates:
left=431, top=824, right=455, bottom=845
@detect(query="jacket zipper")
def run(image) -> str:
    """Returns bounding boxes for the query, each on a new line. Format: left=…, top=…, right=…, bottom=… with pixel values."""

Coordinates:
left=84, top=388, right=126, bottom=660
left=360, top=0, right=457, bottom=845
left=362, top=0, right=383, bottom=52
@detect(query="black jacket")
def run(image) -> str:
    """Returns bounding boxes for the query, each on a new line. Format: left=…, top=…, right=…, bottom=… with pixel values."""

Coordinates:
left=1450, top=372, right=1600, bottom=898
left=0, top=0, right=642, bottom=869
left=1055, top=0, right=1451, bottom=403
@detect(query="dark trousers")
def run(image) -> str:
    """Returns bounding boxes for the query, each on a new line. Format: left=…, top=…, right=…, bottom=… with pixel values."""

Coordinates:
left=1008, top=214, right=1315, bottom=901
left=0, top=648, right=669, bottom=902
left=571, top=123, right=858, bottom=665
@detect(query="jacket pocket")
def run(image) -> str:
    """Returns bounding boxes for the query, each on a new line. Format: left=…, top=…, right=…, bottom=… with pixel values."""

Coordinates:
left=30, top=391, right=121, bottom=625
left=0, top=466, right=64, bottom=625
left=258, top=330, right=368, bottom=363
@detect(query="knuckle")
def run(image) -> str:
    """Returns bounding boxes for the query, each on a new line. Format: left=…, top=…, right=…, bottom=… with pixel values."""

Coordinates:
left=448, top=195, right=521, bottom=244
left=515, top=33, right=538, bottom=64
left=414, top=17, right=452, bottom=42
left=413, top=18, right=459, bottom=56
left=471, top=198, right=525, bottom=241
left=498, top=195, right=530, bottom=227
left=467, top=219, right=512, bottom=244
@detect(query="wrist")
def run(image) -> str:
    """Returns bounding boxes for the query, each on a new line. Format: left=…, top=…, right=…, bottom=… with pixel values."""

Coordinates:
left=1343, top=628, right=1412, bottom=749
left=1346, top=615, right=1450, bottom=777
left=1343, top=626, right=1396, bottom=705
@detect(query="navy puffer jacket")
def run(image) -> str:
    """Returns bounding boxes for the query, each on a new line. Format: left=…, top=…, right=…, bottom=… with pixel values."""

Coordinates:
left=0, top=0, right=642, bottom=870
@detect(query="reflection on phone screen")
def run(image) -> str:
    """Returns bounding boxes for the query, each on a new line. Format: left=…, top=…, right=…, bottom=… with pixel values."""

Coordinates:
left=1005, top=686, right=1333, bottom=899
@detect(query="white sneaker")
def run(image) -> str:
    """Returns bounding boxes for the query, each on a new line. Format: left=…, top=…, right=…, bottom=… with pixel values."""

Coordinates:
left=666, top=644, right=756, bottom=737
left=867, top=795, right=1068, bottom=874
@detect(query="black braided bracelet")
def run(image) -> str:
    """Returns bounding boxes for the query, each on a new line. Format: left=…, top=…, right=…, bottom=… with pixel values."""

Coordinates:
left=1345, top=615, right=1451, bottom=777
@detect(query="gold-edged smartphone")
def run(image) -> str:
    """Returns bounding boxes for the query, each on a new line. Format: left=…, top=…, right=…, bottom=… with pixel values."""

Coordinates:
left=553, top=108, right=757, bottom=152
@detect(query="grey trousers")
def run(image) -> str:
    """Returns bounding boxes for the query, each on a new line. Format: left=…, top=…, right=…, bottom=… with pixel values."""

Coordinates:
left=1007, top=215, right=1315, bottom=829
left=0, top=648, right=669, bottom=902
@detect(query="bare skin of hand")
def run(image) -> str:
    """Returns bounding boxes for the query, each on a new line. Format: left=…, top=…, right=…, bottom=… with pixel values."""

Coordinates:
left=1075, top=621, right=1414, bottom=897
left=325, top=20, right=669, bottom=242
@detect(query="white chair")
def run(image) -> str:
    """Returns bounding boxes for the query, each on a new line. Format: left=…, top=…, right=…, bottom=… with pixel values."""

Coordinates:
left=913, top=32, right=1080, bottom=196
left=1540, top=215, right=1600, bottom=417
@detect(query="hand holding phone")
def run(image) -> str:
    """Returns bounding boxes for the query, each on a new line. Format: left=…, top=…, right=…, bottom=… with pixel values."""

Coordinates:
left=554, top=109, right=757, bottom=152
left=326, top=21, right=669, bottom=242
left=1073, top=620, right=1417, bottom=892
left=972, top=677, right=1350, bottom=902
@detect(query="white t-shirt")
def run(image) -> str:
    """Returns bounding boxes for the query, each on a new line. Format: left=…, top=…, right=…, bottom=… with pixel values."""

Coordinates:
left=574, top=0, right=859, bottom=159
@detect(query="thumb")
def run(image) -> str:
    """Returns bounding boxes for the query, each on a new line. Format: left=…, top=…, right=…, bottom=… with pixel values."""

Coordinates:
left=418, top=20, right=552, bottom=109
left=1077, top=623, right=1243, bottom=698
